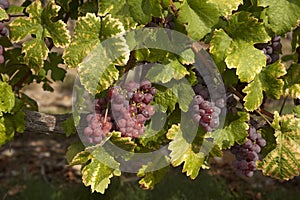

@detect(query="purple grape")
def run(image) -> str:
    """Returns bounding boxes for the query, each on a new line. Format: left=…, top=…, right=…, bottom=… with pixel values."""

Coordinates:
left=117, top=119, right=127, bottom=128
left=149, top=87, right=157, bottom=95
left=133, top=92, right=144, bottom=103
left=141, top=80, right=152, bottom=90
left=193, top=95, right=204, bottom=105
left=193, top=114, right=201, bottom=123
left=257, top=138, right=266, bottom=147
left=143, top=93, right=153, bottom=104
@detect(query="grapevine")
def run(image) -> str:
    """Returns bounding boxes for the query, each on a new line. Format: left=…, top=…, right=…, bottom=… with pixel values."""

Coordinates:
left=0, top=0, right=299, bottom=196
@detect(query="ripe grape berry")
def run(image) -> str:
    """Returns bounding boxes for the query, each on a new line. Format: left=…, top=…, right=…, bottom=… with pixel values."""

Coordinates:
left=230, top=125, right=266, bottom=177
left=191, top=95, right=223, bottom=132
left=254, top=36, right=282, bottom=65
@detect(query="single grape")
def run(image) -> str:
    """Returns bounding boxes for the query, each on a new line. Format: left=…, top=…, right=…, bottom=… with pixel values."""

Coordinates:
left=133, top=92, right=144, bottom=103
left=141, top=80, right=152, bottom=90
left=143, top=93, right=153, bottom=104
left=256, top=139, right=266, bottom=147
left=117, top=119, right=127, bottom=128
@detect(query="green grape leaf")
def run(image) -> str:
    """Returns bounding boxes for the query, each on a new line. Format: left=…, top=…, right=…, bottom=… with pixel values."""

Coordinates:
left=283, top=63, right=300, bottom=99
left=225, top=11, right=270, bottom=44
left=110, top=131, right=137, bottom=152
left=63, top=13, right=100, bottom=68
left=63, top=13, right=129, bottom=70
left=208, top=0, right=242, bottom=16
left=225, top=40, right=266, bottom=82
left=208, top=112, right=249, bottom=149
left=8, top=111, right=25, bottom=133
left=0, top=7, right=8, bottom=21
left=127, top=0, right=162, bottom=24
left=97, top=0, right=137, bottom=30
left=166, top=124, right=205, bottom=179
left=56, top=0, right=72, bottom=11
left=170, top=80, right=194, bottom=112
left=62, top=115, right=77, bottom=137
left=243, top=61, right=287, bottom=111
left=257, top=112, right=300, bottom=180
left=177, top=0, right=220, bottom=40
left=137, top=157, right=169, bottom=189
left=7, top=5, right=25, bottom=14
left=44, top=53, right=66, bottom=82
left=154, top=87, right=177, bottom=113
left=9, top=1, right=70, bottom=69
left=0, top=81, right=15, bottom=116
left=0, top=117, right=14, bottom=146
left=258, top=0, right=300, bottom=35
left=294, top=106, right=300, bottom=118
left=66, top=142, right=85, bottom=164
left=69, top=150, right=90, bottom=165
left=82, top=146, right=121, bottom=194
left=146, top=60, right=189, bottom=83
left=210, top=29, right=233, bottom=73
left=179, top=49, right=195, bottom=65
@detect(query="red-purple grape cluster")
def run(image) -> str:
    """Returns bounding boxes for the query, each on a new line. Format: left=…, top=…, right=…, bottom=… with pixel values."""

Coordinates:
left=191, top=95, right=223, bottom=132
left=83, top=80, right=156, bottom=144
left=254, top=36, right=282, bottom=65
left=0, top=45, right=4, bottom=64
left=230, top=126, right=266, bottom=177
left=110, top=80, right=156, bottom=138
left=0, top=0, right=9, bottom=37
left=84, top=98, right=113, bottom=144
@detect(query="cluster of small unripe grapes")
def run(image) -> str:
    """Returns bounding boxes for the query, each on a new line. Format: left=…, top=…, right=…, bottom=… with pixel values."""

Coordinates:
left=83, top=80, right=156, bottom=144
left=230, top=125, right=266, bottom=177
left=254, top=36, right=282, bottom=65
left=191, top=95, right=223, bottom=132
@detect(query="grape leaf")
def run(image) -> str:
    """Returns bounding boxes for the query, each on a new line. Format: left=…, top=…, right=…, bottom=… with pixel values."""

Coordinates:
left=0, top=117, right=14, bottom=146
left=166, top=124, right=205, bottom=179
left=294, top=106, right=300, bottom=118
left=137, top=156, right=169, bottom=189
left=0, top=81, right=15, bottom=117
left=208, top=0, right=242, bottom=16
left=154, top=87, right=177, bottom=113
left=9, top=1, right=70, bottom=70
left=63, top=13, right=127, bottom=68
left=127, top=0, right=162, bottom=24
left=66, top=142, right=85, bottom=164
left=225, top=11, right=270, bottom=44
left=109, top=131, right=137, bottom=152
left=225, top=40, right=266, bottom=82
left=243, top=61, right=287, bottom=111
left=176, top=0, right=220, bottom=40
left=61, top=115, right=77, bottom=137
left=258, top=0, right=300, bottom=35
left=210, top=29, right=233, bottom=73
left=257, top=112, right=300, bottom=180
left=97, top=0, right=137, bottom=30
left=7, top=5, right=25, bottom=14
left=208, top=112, right=249, bottom=149
left=146, top=60, right=190, bottom=83
left=0, top=7, right=8, bottom=21
left=44, top=53, right=66, bottom=82
left=283, top=63, right=300, bottom=99
left=170, top=80, right=194, bottom=112
left=82, top=146, right=121, bottom=194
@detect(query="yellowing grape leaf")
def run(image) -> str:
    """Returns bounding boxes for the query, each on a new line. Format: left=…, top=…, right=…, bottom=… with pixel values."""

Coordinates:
left=258, top=112, right=300, bottom=180
left=258, top=0, right=300, bottom=35
left=9, top=1, right=70, bottom=70
left=166, top=124, right=205, bottom=179
left=243, top=61, right=287, bottom=111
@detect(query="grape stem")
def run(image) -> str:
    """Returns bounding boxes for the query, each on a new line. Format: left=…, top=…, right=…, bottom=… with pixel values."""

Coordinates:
left=228, top=86, right=274, bottom=120
left=279, top=96, right=288, bottom=115
left=170, top=1, right=178, bottom=18
left=104, top=106, right=109, bottom=123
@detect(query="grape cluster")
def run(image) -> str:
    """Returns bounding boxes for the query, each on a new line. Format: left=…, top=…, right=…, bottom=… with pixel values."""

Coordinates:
left=110, top=80, right=156, bottom=138
left=230, top=126, right=266, bottom=177
left=83, top=80, right=156, bottom=144
left=191, top=95, right=223, bottom=132
left=0, top=45, right=4, bottom=64
left=83, top=98, right=113, bottom=144
left=254, top=36, right=282, bottom=65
